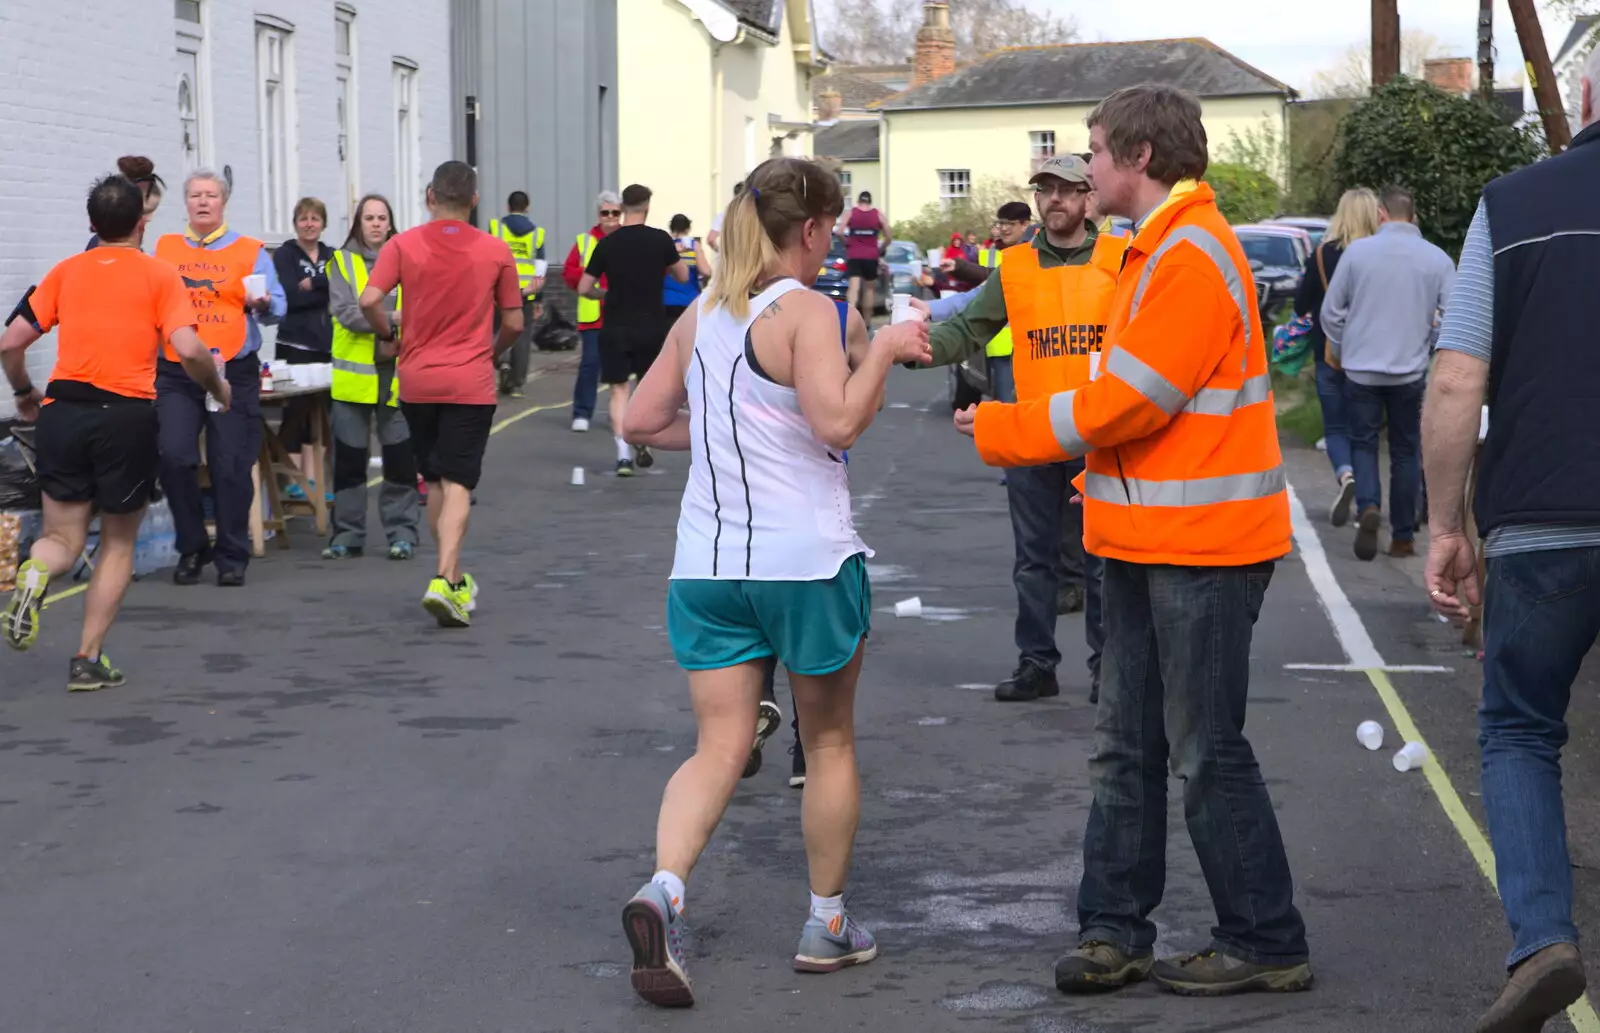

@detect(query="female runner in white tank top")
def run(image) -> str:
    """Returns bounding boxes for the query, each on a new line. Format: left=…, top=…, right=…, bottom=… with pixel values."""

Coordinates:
left=613, top=157, right=931, bottom=1008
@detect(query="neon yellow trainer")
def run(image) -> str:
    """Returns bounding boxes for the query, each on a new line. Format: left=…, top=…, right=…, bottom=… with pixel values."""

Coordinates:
left=3, top=558, right=49, bottom=651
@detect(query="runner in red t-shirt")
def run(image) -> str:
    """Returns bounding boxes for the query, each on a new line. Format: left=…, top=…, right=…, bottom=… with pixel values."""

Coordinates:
left=836, top=191, right=890, bottom=321
left=361, top=160, right=522, bottom=628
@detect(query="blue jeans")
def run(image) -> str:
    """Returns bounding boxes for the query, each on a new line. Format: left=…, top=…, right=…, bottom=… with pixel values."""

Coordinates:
left=573, top=328, right=602, bottom=420
left=1479, top=546, right=1600, bottom=968
left=1006, top=460, right=1076, bottom=670
left=1345, top=377, right=1425, bottom=542
left=1078, top=559, right=1309, bottom=964
left=1085, top=551, right=1105, bottom=695
left=1314, top=360, right=1353, bottom=480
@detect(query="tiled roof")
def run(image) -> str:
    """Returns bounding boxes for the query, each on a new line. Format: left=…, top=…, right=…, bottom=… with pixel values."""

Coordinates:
left=1556, top=16, right=1599, bottom=64
left=722, top=0, right=782, bottom=36
left=813, top=72, right=898, bottom=110
left=878, top=38, right=1294, bottom=111
left=814, top=120, right=880, bottom=162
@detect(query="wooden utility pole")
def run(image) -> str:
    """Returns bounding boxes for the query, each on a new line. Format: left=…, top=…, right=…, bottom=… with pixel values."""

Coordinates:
left=1477, top=0, right=1495, bottom=100
left=1372, top=0, right=1401, bottom=90
left=1507, top=0, right=1571, bottom=152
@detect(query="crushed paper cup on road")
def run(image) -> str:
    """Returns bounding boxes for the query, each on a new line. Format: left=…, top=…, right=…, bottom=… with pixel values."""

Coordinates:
left=571, top=466, right=586, bottom=486
left=1392, top=741, right=1428, bottom=772
left=243, top=273, right=267, bottom=300
left=1357, top=720, right=1384, bottom=751
left=893, top=596, right=922, bottom=618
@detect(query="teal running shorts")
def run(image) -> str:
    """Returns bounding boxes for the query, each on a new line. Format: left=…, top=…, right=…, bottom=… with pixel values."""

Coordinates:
left=666, top=553, right=871, bottom=676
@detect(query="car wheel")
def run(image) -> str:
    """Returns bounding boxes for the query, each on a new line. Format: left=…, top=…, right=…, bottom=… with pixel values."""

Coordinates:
left=951, top=368, right=983, bottom=411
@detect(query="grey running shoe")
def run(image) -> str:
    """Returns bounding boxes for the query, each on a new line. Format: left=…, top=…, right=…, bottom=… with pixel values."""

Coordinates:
left=1055, top=940, right=1154, bottom=994
left=622, top=881, right=693, bottom=1007
left=1330, top=474, right=1356, bottom=528
left=793, top=913, right=878, bottom=973
left=68, top=654, right=125, bottom=692
left=1150, top=949, right=1313, bottom=996
left=744, top=700, right=782, bottom=778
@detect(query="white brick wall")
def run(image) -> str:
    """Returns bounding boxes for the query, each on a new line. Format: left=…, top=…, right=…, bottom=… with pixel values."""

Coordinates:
left=0, top=0, right=452, bottom=417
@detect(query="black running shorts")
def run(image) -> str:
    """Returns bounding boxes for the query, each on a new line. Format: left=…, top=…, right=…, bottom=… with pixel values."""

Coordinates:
left=34, top=399, right=159, bottom=514
left=846, top=258, right=879, bottom=281
left=401, top=402, right=496, bottom=489
left=599, top=321, right=666, bottom=385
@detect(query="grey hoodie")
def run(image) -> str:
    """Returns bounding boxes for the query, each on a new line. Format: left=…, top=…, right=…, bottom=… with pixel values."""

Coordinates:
left=1320, top=222, right=1455, bottom=386
left=328, top=243, right=399, bottom=338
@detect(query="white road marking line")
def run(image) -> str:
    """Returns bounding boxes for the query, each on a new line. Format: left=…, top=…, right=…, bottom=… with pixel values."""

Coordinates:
left=1283, top=663, right=1454, bottom=674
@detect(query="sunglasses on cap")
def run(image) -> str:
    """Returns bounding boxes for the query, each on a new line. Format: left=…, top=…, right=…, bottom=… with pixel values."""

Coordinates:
left=599, top=208, right=622, bottom=217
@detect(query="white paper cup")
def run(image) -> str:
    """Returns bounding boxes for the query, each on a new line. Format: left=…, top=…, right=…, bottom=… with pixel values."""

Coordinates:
left=1356, top=720, right=1384, bottom=751
left=571, top=466, right=586, bottom=486
left=534, top=259, right=549, bottom=278
left=243, top=273, right=267, bottom=300
left=893, top=596, right=922, bottom=618
left=909, top=260, right=923, bottom=282
left=1392, top=741, right=1428, bottom=772
left=891, top=294, right=921, bottom=325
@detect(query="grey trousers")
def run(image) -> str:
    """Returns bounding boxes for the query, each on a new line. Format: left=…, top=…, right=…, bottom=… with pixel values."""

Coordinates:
left=329, top=381, right=421, bottom=550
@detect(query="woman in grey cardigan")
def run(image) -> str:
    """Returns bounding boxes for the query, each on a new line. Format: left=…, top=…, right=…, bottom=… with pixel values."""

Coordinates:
left=324, top=194, right=420, bottom=560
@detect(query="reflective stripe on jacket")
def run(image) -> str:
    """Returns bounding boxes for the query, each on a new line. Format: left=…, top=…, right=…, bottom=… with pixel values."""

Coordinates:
left=576, top=233, right=600, bottom=324
left=330, top=250, right=400, bottom=407
left=973, top=182, right=1289, bottom=567
left=489, top=219, right=544, bottom=295
left=998, top=232, right=1126, bottom=403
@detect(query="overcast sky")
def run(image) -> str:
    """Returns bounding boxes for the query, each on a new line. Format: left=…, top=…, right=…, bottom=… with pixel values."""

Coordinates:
left=1037, top=0, right=1579, bottom=91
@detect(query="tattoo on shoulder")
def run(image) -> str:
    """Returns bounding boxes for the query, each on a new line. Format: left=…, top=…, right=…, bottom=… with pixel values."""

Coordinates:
left=759, top=300, right=781, bottom=320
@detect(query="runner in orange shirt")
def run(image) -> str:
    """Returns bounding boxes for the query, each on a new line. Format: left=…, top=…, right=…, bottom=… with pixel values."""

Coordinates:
left=1, top=173, right=230, bottom=690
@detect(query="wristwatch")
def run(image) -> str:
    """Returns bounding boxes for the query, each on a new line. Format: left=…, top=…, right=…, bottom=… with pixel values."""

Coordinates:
left=12, top=382, right=34, bottom=397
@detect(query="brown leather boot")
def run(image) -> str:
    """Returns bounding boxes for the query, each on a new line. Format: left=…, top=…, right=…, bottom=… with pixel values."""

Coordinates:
left=1387, top=539, right=1415, bottom=558
left=1474, top=943, right=1586, bottom=1033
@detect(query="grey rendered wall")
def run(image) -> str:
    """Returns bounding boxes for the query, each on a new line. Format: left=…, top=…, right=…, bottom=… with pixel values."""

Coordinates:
left=455, top=0, right=617, bottom=271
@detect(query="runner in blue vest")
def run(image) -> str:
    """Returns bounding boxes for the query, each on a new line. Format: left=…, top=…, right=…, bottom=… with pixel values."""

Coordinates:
left=662, top=214, right=702, bottom=325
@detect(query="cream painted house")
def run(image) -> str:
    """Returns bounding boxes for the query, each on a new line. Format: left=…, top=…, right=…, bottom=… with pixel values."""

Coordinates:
left=875, top=38, right=1295, bottom=221
left=616, top=0, right=824, bottom=237
left=814, top=120, right=881, bottom=202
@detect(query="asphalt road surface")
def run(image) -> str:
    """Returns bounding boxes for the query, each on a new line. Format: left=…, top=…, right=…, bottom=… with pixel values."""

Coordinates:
left=4, top=364, right=1598, bottom=1033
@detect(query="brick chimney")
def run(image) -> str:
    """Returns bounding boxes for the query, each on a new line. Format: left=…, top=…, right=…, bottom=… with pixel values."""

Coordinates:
left=817, top=87, right=843, bottom=122
left=1423, top=57, right=1473, bottom=95
left=913, top=1, right=956, bottom=88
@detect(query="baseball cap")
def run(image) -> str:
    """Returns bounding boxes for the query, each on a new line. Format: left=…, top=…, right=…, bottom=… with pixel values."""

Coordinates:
left=1029, top=154, right=1090, bottom=187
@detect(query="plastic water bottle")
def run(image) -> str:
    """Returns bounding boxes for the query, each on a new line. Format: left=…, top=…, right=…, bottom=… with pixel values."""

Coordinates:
left=205, top=349, right=225, bottom=412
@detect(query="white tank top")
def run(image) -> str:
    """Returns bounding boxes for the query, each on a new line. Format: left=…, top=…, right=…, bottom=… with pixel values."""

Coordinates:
left=670, top=279, right=872, bottom=581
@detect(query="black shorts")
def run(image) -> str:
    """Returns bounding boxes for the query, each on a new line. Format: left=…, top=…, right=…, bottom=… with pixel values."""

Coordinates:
left=846, top=258, right=879, bottom=281
left=401, top=402, right=496, bottom=489
left=599, top=321, right=666, bottom=385
left=34, top=399, right=159, bottom=514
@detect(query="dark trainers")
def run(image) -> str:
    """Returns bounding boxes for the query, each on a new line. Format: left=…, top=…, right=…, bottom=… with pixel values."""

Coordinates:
left=995, top=661, right=1059, bottom=702
left=1056, top=583, right=1085, bottom=614
left=68, top=654, right=125, bottom=692
left=1474, top=943, right=1586, bottom=1033
left=789, top=741, right=807, bottom=788
left=636, top=445, right=654, bottom=469
left=744, top=699, right=782, bottom=778
left=1330, top=473, right=1356, bottom=527
left=1354, top=506, right=1381, bottom=561
left=623, top=881, right=693, bottom=1007
left=1055, top=940, right=1154, bottom=994
left=1150, top=949, right=1313, bottom=996
left=173, top=551, right=209, bottom=585
left=616, top=459, right=636, bottom=478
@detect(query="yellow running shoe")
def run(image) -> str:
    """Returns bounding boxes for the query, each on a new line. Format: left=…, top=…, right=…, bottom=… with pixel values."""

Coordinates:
left=422, top=576, right=471, bottom=628
left=3, top=558, right=49, bottom=651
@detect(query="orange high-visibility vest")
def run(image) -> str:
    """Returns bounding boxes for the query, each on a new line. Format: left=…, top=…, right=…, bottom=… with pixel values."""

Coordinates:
left=154, top=233, right=264, bottom=362
left=997, top=232, right=1127, bottom=404
left=973, top=183, right=1288, bottom=568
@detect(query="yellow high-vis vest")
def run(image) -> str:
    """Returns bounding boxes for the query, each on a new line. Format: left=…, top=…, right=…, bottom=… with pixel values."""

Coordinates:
left=489, top=218, right=544, bottom=296
left=330, top=250, right=400, bottom=407
left=978, top=245, right=1013, bottom=358
left=576, top=233, right=601, bottom=324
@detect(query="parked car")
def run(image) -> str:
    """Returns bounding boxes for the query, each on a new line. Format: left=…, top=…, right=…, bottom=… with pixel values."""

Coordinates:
left=812, top=238, right=890, bottom=313
left=1234, top=225, right=1307, bottom=319
left=1268, top=215, right=1330, bottom=248
left=882, top=240, right=930, bottom=300
left=951, top=352, right=988, bottom=411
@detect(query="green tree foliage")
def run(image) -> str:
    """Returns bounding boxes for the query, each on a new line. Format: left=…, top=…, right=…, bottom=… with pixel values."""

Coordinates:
left=1207, top=163, right=1282, bottom=225
left=1332, top=77, right=1544, bottom=256
left=890, top=176, right=1031, bottom=250
left=1216, top=121, right=1287, bottom=184
left=1285, top=99, right=1359, bottom=215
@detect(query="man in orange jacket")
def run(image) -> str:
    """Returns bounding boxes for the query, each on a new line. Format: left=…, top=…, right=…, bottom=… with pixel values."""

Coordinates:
left=956, top=85, right=1311, bottom=998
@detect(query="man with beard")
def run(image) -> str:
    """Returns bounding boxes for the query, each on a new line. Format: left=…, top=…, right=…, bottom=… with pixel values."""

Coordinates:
left=914, top=156, right=1127, bottom=703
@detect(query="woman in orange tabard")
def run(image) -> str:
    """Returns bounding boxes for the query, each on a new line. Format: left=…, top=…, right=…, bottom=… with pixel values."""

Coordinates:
left=153, top=170, right=285, bottom=588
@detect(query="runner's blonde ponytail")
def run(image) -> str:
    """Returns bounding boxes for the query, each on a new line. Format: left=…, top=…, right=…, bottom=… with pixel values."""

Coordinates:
left=704, top=157, right=844, bottom=321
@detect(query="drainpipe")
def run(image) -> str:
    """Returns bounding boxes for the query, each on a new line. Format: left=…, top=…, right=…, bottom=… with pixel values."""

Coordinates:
left=710, top=28, right=745, bottom=240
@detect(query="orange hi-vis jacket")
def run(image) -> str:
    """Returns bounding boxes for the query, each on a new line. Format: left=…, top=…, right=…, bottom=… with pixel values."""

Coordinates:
left=154, top=233, right=264, bottom=362
left=973, top=182, right=1289, bottom=567
left=999, top=231, right=1127, bottom=404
